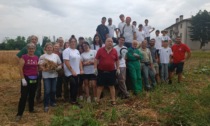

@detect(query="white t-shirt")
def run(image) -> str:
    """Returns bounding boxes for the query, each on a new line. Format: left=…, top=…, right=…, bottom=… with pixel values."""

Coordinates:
left=155, top=36, right=163, bottom=50
left=161, top=35, right=171, bottom=41
left=38, top=53, right=62, bottom=78
left=143, top=25, right=153, bottom=37
left=90, top=44, right=105, bottom=52
left=136, top=30, right=145, bottom=44
left=114, top=45, right=127, bottom=67
left=63, top=48, right=81, bottom=77
left=107, top=24, right=116, bottom=38
left=159, top=47, right=173, bottom=64
left=122, top=24, right=136, bottom=43
left=118, top=22, right=126, bottom=37
left=81, top=50, right=97, bottom=74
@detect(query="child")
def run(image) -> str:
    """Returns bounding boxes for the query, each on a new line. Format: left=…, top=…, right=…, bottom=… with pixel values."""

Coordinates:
left=159, top=40, right=173, bottom=83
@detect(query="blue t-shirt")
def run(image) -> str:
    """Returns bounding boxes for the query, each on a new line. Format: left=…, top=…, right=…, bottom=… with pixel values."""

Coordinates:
left=96, top=24, right=109, bottom=43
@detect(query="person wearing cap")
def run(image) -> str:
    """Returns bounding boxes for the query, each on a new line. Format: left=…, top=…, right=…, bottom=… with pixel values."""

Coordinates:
left=136, top=24, right=145, bottom=46
left=161, top=30, right=172, bottom=46
left=96, top=17, right=109, bottom=43
left=107, top=18, right=118, bottom=43
left=16, top=43, right=39, bottom=121
left=121, top=17, right=136, bottom=48
left=143, top=19, right=155, bottom=46
left=118, top=14, right=126, bottom=37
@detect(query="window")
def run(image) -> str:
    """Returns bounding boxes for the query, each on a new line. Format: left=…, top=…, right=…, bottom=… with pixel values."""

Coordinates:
left=180, top=23, right=182, bottom=28
left=180, top=33, right=182, bottom=38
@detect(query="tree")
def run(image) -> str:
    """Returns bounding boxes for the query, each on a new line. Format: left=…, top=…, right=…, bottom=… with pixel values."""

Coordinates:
left=41, top=36, right=51, bottom=48
left=189, top=10, right=210, bottom=49
left=0, top=36, right=26, bottom=50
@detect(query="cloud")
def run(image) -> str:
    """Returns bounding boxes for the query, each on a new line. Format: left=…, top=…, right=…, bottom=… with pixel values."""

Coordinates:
left=0, top=0, right=210, bottom=42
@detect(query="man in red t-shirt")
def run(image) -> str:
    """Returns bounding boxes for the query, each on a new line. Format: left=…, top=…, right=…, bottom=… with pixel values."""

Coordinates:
left=94, top=38, right=120, bottom=105
left=169, top=36, right=191, bottom=84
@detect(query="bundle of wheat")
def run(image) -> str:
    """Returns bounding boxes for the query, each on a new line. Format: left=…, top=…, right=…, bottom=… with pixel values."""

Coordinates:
left=41, top=58, right=58, bottom=71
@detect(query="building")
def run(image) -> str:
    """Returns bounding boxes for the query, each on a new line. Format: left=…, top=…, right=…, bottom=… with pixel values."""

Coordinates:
left=164, top=15, right=210, bottom=50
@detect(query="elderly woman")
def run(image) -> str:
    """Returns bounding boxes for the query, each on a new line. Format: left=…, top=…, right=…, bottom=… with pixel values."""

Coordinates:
left=39, top=43, right=62, bottom=112
left=16, top=43, right=39, bottom=121
left=81, top=42, right=97, bottom=103
left=63, top=35, right=84, bottom=106
left=16, top=35, right=44, bottom=103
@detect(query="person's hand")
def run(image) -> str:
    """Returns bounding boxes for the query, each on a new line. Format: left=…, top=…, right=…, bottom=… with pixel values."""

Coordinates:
left=170, top=59, right=173, bottom=63
left=56, top=65, right=62, bottom=71
left=133, top=53, right=140, bottom=58
left=94, top=68, right=98, bottom=76
left=22, top=78, right=27, bottom=86
left=72, top=71, right=77, bottom=76
left=80, top=70, right=84, bottom=74
left=116, top=68, right=120, bottom=75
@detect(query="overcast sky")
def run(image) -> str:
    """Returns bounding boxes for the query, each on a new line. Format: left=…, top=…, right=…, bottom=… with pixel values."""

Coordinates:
left=0, top=0, right=210, bottom=43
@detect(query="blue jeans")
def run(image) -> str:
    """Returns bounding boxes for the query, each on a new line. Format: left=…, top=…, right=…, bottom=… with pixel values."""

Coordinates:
left=43, top=78, right=57, bottom=107
left=161, top=63, right=169, bottom=81
left=141, top=63, right=156, bottom=89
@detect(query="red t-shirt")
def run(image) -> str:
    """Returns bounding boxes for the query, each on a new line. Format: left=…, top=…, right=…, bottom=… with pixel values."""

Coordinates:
left=96, top=47, right=118, bottom=71
left=22, top=54, right=39, bottom=76
left=171, top=43, right=190, bottom=63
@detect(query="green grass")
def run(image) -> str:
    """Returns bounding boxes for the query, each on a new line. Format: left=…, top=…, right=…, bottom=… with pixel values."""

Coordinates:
left=48, top=51, right=210, bottom=126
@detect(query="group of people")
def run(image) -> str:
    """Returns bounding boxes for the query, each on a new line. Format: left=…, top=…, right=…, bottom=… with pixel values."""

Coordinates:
left=15, top=14, right=191, bottom=122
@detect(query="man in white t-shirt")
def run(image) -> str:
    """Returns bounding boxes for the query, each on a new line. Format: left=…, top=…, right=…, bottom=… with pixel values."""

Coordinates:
left=154, top=30, right=162, bottom=51
left=118, top=14, right=126, bottom=37
left=107, top=18, right=118, bottom=43
left=136, top=24, right=145, bottom=45
left=121, top=17, right=136, bottom=48
left=143, top=19, right=155, bottom=46
left=114, top=36, right=130, bottom=99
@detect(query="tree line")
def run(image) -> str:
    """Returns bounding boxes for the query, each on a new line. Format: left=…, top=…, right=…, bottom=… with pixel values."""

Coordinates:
left=0, top=36, right=92, bottom=50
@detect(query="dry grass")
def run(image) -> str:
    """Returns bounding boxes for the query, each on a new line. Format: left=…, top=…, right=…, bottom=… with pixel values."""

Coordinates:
left=0, top=50, right=19, bottom=65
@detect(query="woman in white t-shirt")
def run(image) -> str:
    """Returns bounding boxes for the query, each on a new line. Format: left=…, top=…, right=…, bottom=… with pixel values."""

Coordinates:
left=90, top=34, right=104, bottom=51
left=38, top=43, right=62, bottom=112
left=63, top=36, right=84, bottom=106
left=81, top=42, right=97, bottom=103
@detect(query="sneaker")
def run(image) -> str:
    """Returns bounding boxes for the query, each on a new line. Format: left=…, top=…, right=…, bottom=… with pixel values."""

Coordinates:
left=15, top=115, right=22, bottom=122
left=44, top=107, right=49, bottom=112
left=87, top=97, right=91, bottom=103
